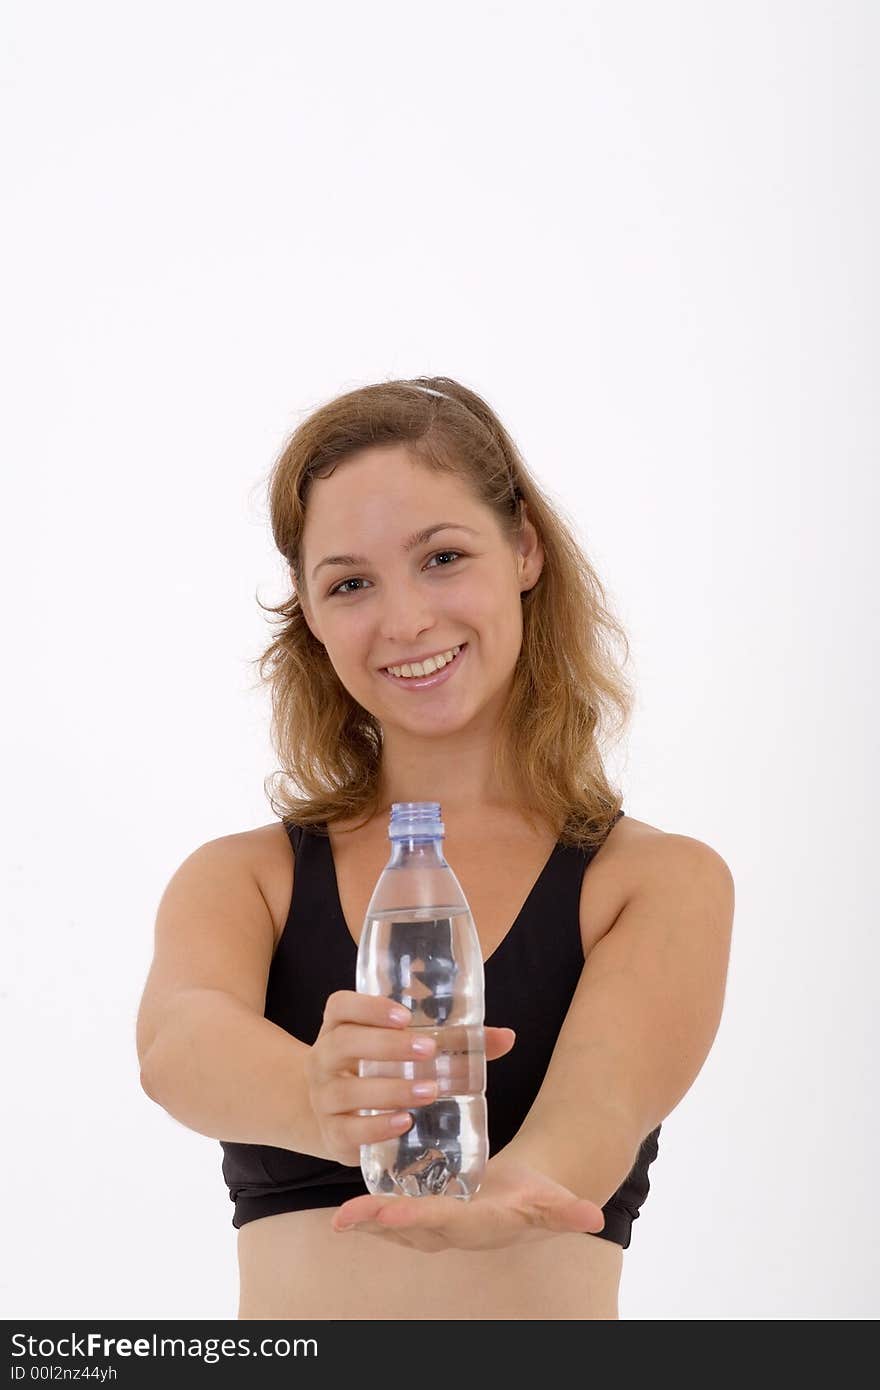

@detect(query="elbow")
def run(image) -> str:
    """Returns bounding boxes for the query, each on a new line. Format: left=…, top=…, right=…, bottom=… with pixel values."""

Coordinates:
left=139, top=1036, right=170, bottom=1105
left=136, top=998, right=187, bottom=1105
left=139, top=1051, right=160, bottom=1103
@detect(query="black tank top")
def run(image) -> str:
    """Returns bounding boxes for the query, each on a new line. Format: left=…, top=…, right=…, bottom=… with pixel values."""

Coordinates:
left=220, top=809, right=661, bottom=1249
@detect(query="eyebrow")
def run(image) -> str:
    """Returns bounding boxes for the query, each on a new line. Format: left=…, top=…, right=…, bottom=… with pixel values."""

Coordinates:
left=311, top=523, right=478, bottom=582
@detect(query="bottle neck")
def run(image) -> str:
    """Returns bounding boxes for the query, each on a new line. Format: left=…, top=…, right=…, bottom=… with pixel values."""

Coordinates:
left=387, top=837, right=448, bottom=868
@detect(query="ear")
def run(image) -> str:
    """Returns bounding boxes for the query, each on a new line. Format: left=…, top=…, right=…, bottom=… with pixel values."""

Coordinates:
left=516, top=502, right=544, bottom=595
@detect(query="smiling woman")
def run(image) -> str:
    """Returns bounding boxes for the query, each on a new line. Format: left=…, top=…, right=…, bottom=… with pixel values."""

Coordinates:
left=136, top=374, right=733, bottom=1321
left=255, top=376, right=632, bottom=845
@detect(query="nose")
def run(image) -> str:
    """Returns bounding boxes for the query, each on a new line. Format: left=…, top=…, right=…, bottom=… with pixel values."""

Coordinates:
left=377, top=583, right=441, bottom=650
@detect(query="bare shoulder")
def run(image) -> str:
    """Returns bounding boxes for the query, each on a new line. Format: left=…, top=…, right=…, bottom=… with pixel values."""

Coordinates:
left=608, top=814, right=732, bottom=877
left=183, top=822, right=293, bottom=942
left=231, top=820, right=296, bottom=947
left=581, top=814, right=734, bottom=953
left=634, top=821, right=733, bottom=888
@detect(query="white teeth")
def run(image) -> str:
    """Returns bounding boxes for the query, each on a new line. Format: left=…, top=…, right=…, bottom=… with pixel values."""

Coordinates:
left=386, top=644, right=462, bottom=678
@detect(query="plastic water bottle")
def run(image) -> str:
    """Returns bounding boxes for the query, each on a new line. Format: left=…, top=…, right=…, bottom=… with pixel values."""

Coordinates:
left=356, top=801, right=489, bottom=1199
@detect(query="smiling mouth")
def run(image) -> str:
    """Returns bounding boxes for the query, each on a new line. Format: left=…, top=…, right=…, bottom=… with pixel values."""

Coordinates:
left=381, top=643, right=467, bottom=678
left=380, top=642, right=468, bottom=687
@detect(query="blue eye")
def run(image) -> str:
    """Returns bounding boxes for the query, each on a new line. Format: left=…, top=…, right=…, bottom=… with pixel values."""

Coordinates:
left=328, top=550, right=464, bottom=598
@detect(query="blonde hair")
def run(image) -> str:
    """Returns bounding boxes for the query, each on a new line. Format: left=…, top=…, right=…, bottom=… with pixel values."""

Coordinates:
left=252, top=375, right=634, bottom=850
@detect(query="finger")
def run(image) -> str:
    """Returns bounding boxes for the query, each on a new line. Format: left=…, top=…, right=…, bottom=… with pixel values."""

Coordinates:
left=373, top=1195, right=514, bottom=1253
left=484, top=1027, right=516, bottom=1061
left=537, top=1197, right=606, bottom=1236
left=320, top=1019, right=436, bottom=1075
left=323, top=1075, right=438, bottom=1113
left=334, top=1195, right=457, bottom=1252
left=373, top=1195, right=456, bottom=1230
left=332, top=1194, right=397, bottom=1230
left=333, top=1192, right=454, bottom=1231
left=323, top=990, right=415, bottom=1033
left=315, top=1028, right=433, bottom=1078
left=329, top=1108, right=416, bottom=1164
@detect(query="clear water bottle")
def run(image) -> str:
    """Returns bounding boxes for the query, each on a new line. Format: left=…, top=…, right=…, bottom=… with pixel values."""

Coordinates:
left=356, top=801, right=488, bottom=1199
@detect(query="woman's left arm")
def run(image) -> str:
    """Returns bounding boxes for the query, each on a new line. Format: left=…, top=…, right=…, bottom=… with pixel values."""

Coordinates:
left=500, top=833, right=735, bottom=1203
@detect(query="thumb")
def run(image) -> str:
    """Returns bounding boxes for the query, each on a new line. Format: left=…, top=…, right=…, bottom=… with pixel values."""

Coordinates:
left=484, top=1025, right=516, bottom=1061
left=545, top=1197, right=606, bottom=1236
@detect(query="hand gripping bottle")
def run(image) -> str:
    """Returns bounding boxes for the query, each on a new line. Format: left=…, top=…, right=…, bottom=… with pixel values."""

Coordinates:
left=356, top=801, right=489, bottom=1199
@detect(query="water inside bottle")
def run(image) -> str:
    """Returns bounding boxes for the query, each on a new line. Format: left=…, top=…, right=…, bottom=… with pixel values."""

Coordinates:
left=357, top=904, right=488, bottom=1199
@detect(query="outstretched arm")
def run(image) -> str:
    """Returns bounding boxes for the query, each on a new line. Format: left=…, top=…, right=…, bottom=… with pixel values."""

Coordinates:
left=502, top=833, right=735, bottom=1202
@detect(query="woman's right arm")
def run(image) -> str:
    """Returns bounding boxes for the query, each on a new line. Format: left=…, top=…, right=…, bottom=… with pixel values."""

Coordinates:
left=136, top=832, right=331, bottom=1159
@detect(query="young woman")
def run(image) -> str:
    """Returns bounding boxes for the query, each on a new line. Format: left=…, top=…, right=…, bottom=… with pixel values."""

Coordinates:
left=136, top=376, right=734, bottom=1320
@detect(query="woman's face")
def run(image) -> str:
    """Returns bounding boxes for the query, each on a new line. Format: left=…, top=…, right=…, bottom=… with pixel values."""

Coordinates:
left=298, top=446, right=543, bottom=734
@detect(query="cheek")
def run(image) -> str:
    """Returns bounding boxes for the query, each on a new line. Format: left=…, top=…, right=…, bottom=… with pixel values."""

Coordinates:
left=324, top=608, right=370, bottom=640
left=471, top=592, right=513, bottom=631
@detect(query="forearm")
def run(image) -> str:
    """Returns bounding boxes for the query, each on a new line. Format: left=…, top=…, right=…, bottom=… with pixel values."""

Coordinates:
left=500, top=1088, right=643, bottom=1208
left=140, top=987, right=330, bottom=1159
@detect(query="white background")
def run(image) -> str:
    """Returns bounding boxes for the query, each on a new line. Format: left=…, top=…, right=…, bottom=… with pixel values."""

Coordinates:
left=2, top=0, right=877, bottom=1321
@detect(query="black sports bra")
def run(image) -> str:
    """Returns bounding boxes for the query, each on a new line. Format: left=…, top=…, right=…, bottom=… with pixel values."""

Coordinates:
left=220, top=809, right=661, bottom=1248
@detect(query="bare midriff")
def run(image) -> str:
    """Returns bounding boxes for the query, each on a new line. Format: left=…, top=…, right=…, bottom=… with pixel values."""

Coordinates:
left=236, top=1208, right=623, bottom=1320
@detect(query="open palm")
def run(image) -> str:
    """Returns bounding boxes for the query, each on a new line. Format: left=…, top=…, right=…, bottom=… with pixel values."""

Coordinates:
left=331, top=1151, right=606, bottom=1253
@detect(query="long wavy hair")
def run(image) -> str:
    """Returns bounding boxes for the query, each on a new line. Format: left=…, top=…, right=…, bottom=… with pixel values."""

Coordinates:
left=251, top=375, right=634, bottom=850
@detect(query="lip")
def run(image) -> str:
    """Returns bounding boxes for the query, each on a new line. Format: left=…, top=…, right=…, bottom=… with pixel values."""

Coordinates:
left=380, top=643, right=468, bottom=691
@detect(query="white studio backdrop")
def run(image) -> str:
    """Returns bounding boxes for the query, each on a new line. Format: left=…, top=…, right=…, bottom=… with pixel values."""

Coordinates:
left=2, top=0, right=876, bottom=1321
